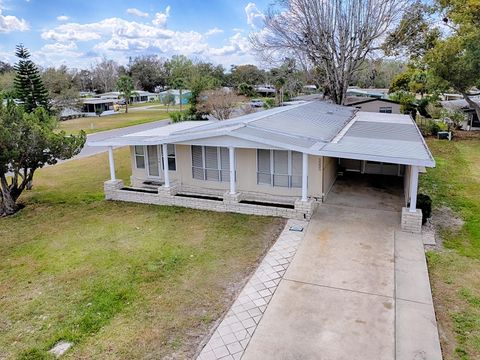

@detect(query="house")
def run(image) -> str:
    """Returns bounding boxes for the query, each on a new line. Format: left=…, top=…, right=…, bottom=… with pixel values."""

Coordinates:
left=441, top=98, right=480, bottom=128
left=89, top=101, right=435, bottom=233
left=82, top=98, right=116, bottom=117
left=99, top=91, right=159, bottom=104
left=346, top=88, right=389, bottom=99
left=158, top=89, right=192, bottom=105
left=345, top=97, right=403, bottom=114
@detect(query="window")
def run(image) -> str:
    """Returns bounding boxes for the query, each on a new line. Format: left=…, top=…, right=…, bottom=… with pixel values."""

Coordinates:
left=134, top=146, right=145, bottom=169
left=379, top=106, right=393, bottom=113
left=191, top=145, right=231, bottom=182
left=257, top=149, right=303, bottom=188
left=161, top=144, right=176, bottom=171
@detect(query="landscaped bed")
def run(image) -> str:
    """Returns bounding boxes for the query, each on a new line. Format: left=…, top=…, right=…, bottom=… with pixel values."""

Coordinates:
left=0, top=147, right=285, bottom=359
left=420, top=137, right=480, bottom=360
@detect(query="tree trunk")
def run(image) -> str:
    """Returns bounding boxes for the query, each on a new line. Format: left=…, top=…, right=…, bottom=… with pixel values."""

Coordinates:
left=0, top=175, right=19, bottom=216
left=125, top=101, right=129, bottom=114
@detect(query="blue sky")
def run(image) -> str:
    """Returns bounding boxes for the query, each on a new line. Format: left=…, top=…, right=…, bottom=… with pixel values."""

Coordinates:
left=0, top=0, right=271, bottom=69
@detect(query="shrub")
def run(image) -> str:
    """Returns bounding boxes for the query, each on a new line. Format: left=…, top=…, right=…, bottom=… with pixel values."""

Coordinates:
left=263, top=98, right=275, bottom=109
left=417, top=194, right=432, bottom=224
left=169, top=111, right=184, bottom=123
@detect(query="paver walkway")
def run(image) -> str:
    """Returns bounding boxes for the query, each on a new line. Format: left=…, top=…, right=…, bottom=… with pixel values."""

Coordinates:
left=196, top=219, right=308, bottom=360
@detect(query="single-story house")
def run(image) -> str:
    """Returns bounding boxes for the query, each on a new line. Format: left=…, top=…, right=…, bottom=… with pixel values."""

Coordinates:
left=99, top=91, right=159, bottom=103
left=158, top=89, right=192, bottom=105
left=89, top=101, right=435, bottom=233
left=82, top=98, right=116, bottom=117
left=345, top=97, right=403, bottom=114
left=346, top=88, right=389, bottom=99
left=441, top=98, right=480, bottom=128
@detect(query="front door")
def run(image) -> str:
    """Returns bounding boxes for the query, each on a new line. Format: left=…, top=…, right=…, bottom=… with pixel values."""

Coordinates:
left=146, top=145, right=162, bottom=178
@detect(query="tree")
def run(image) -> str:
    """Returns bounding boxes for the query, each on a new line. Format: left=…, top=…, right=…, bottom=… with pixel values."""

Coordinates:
left=0, top=101, right=85, bottom=216
left=252, top=0, right=408, bottom=105
left=92, top=58, right=119, bottom=93
left=0, top=71, right=15, bottom=97
left=116, top=76, right=135, bottom=113
left=13, top=44, right=50, bottom=112
left=129, top=55, right=168, bottom=92
left=42, top=65, right=81, bottom=114
left=197, top=88, right=245, bottom=120
left=229, top=64, right=265, bottom=87
left=385, top=0, right=480, bottom=121
left=161, top=91, right=176, bottom=111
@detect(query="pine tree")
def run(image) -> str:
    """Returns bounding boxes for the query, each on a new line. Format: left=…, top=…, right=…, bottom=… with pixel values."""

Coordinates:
left=13, top=44, right=50, bottom=113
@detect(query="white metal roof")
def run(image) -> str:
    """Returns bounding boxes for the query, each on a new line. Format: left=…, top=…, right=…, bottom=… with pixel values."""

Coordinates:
left=88, top=101, right=435, bottom=167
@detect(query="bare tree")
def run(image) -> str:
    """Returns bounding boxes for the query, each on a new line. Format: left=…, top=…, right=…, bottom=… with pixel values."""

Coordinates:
left=92, top=58, right=119, bottom=93
left=197, top=89, right=246, bottom=120
left=252, top=0, right=408, bottom=105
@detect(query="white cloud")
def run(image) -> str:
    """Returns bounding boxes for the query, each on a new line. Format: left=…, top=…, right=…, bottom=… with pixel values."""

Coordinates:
left=245, top=2, right=265, bottom=28
left=56, top=15, right=69, bottom=21
left=205, top=27, right=223, bottom=36
left=42, top=41, right=77, bottom=52
left=0, top=6, right=30, bottom=32
left=127, top=8, right=149, bottom=18
left=152, top=6, right=170, bottom=27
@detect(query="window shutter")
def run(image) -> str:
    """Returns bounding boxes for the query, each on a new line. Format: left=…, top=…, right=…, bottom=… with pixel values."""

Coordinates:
left=220, top=147, right=230, bottom=182
left=205, top=147, right=219, bottom=181
left=273, top=150, right=289, bottom=187
left=291, top=151, right=303, bottom=188
left=257, top=149, right=271, bottom=184
left=192, top=146, right=204, bottom=179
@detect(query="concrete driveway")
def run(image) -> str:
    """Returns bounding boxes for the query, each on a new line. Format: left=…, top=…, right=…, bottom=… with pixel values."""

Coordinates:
left=243, top=181, right=442, bottom=360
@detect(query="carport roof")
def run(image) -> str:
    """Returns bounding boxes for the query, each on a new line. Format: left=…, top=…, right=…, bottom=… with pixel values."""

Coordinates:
left=88, top=101, right=435, bottom=167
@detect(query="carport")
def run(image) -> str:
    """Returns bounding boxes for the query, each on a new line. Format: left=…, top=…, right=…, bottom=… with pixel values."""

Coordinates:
left=318, top=112, right=435, bottom=232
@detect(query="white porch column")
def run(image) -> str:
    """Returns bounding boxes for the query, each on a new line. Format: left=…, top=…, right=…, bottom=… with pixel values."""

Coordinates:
left=108, top=146, right=116, bottom=181
left=229, top=147, right=236, bottom=194
left=162, top=144, right=170, bottom=188
left=302, top=152, right=308, bottom=201
left=409, top=165, right=419, bottom=212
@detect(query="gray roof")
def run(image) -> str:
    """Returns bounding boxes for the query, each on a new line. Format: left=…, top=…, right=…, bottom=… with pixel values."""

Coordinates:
left=88, top=101, right=435, bottom=167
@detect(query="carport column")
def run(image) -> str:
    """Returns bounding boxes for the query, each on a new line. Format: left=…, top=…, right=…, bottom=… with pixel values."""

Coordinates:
left=108, top=146, right=116, bottom=181
left=162, top=144, right=170, bottom=188
left=302, top=153, right=308, bottom=201
left=229, top=147, right=236, bottom=194
left=409, top=165, right=419, bottom=212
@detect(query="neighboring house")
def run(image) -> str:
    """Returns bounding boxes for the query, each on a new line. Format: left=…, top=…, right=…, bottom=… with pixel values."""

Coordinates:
left=441, top=98, right=480, bottom=128
left=89, top=101, right=435, bottom=233
left=346, top=88, right=389, bottom=99
left=158, top=89, right=192, bottom=105
left=99, top=91, right=159, bottom=103
left=345, top=97, right=403, bottom=114
left=255, top=84, right=276, bottom=96
left=82, top=98, right=116, bottom=117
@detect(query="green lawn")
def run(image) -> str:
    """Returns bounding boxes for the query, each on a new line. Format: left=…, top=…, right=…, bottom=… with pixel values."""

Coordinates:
left=58, top=110, right=171, bottom=135
left=0, top=148, right=285, bottom=359
left=420, top=138, right=480, bottom=360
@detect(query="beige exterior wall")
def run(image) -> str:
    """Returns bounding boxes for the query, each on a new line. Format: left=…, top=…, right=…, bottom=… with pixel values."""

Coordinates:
left=129, top=145, right=325, bottom=204
left=353, top=100, right=402, bottom=114
left=322, top=156, right=337, bottom=200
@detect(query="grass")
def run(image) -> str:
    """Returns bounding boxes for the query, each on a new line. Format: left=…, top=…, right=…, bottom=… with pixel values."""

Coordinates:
left=0, top=147, right=285, bottom=359
left=58, top=110, right=171, bottom=135
left=420, top=138, right=480, bottom=359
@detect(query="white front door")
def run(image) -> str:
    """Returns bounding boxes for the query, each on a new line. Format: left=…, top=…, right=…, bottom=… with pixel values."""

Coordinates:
left=146, top=145, right=162, bottom=178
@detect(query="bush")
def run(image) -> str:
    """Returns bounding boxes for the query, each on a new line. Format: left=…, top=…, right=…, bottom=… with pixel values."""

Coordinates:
left=417, top=194, right=432, bottom=224
left=169, top=111, right=184, bottom=123
left=263, top=98, right=275, bottom=109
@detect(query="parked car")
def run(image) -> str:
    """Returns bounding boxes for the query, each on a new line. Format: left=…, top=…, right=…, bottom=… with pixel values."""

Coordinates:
left=249, top=99, right=264, bottom=108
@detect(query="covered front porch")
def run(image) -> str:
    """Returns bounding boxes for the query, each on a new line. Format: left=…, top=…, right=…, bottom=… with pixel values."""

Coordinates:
left=103, top=144, right=318, bottom=220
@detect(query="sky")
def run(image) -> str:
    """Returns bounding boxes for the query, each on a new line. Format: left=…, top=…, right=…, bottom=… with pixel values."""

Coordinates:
left=0, top=0, right=272, bottom=70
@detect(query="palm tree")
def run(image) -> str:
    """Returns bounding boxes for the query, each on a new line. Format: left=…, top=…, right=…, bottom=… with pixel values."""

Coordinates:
left=116, top=76, right=135, bottom=113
